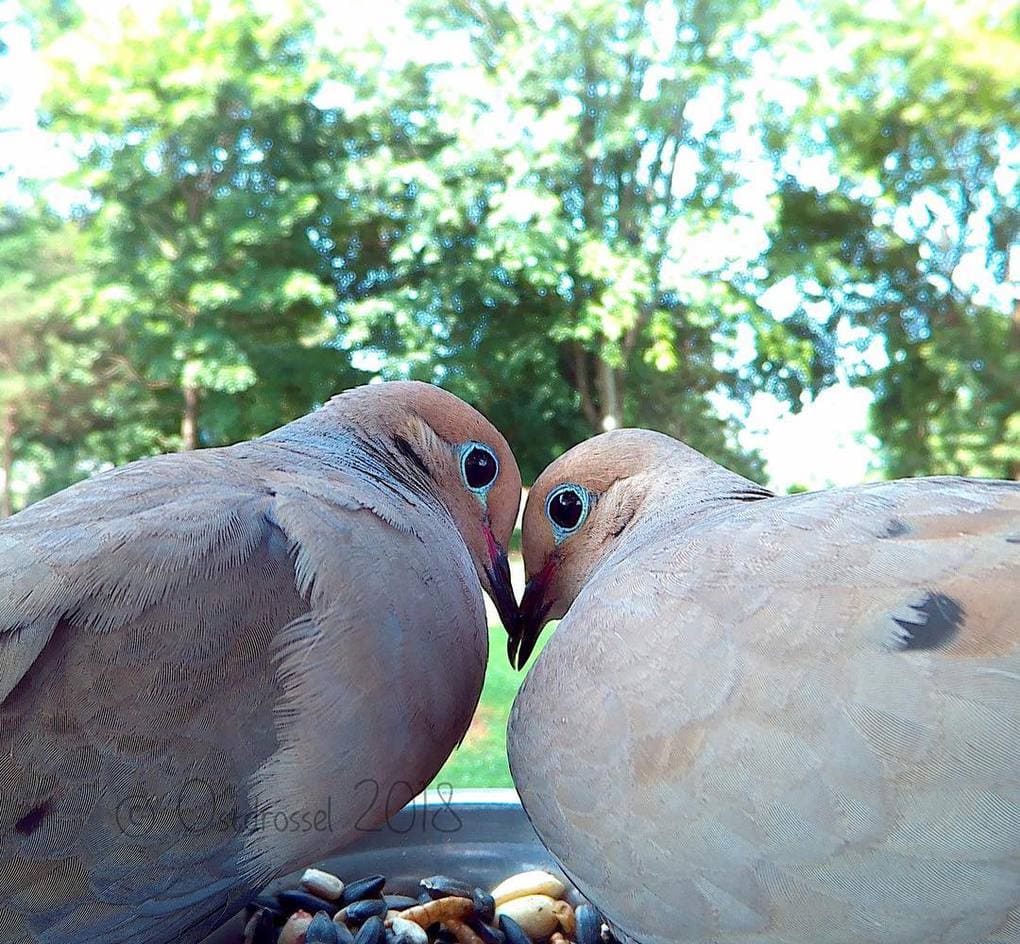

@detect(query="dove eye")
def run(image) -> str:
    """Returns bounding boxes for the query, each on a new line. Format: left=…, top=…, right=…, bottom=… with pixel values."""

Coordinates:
left=546, top=484, right=590, bottom=537
left=461, top=442, right=500, bottom=492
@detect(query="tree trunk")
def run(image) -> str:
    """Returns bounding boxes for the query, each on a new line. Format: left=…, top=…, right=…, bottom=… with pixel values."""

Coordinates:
left=1, top=402, right=14, bottom=518
left=181, top=384, right=199, bottom=451
left=595, top=357, right=622, bottom=431
left=572, top=344, right=600, bottom=430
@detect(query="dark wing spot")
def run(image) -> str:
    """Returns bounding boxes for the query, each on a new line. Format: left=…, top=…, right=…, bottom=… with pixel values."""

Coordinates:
left=892, top=592, right=964, bottom=651
left=393, top=435, right=431, bottom=479
left=1007, top=536, right=1020, bottom=545
left=15, top=800, right=51, bottom=836
left=724, top=488, right=774, bottom=502
left=882, top=518, right=910, bottom=538
left=354, top=432, right=438, bottom=502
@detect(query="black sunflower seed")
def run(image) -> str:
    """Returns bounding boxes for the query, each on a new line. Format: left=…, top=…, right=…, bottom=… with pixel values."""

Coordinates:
left=307, top=911, right=340, bottom=944
left=247, top=895, right=280, bottom=916
left=342, top=875, right=387, bottom=905
left=344, top=898, right=388, bottom=923
left=243, top=907, right=277, bottom=944
left=383, top=894, right=419, bottom=911
left=334, top=921, right=356, bottom=944
left=278, top=890, right=338, bottom=917
left=353, top=915, right=384, bottom=944
left=468, top=916, right=505, bottom=944
left=472, top=888, right=496, bottom=923
left=498, top=914, right=533, bottom=944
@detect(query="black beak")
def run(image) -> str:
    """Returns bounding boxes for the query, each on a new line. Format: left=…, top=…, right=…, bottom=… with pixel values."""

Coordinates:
left=507, top=562, right=554, bottom=670
left=484, top=540, right=518, bottom=634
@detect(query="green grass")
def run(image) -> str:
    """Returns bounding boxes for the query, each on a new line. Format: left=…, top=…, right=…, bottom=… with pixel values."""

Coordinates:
left=432, top=623, right=544, bottom=789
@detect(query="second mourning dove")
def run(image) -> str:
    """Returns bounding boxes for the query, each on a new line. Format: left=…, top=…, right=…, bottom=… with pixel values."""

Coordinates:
left=508, top=429, right=1019, bottom=944
left=0, top=381, right=520, bottom=944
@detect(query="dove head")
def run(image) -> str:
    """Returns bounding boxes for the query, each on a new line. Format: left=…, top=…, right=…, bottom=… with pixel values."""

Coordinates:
left=336, top=381, right=522, bottom=631
left=510, top=428, right=713, bottom=668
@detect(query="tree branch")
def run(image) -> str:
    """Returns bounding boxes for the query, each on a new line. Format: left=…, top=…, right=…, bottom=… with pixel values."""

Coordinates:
left=572, top=342, right=599, bottom=428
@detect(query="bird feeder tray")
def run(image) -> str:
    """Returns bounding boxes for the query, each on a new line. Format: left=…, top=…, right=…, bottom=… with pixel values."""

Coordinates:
left=202, top=790, right=572, bottom=944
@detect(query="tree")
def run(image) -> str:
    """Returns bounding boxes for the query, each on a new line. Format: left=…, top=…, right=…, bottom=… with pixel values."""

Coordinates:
left=767, top=0, right=1020, bottom=478
left=0, top=207, right=100, bottom=514
left=39, top=0, right=389, bottom=454
left=334, top=0, right=845, bottom=480
left=11, top=0, right=1017, bottom=497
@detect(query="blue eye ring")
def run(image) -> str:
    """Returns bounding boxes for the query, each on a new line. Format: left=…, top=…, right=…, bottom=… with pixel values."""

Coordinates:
left=460, top=441, right=500, bottom=494
left=545, top=483, right=592, bottom=541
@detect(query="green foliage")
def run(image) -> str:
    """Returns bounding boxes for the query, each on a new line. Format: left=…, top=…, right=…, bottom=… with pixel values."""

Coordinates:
left=344, top=0, right=787, bottom=479
left=1, top=0, right=1018, bottom=515
left=0, top=208, right=103, bottom=510
left=40, top=0, right=378, bottom=454
left=436, top=623, right=551, bottom=789
left=435, top=626, right=522, bottom=789
left=767, top=0, right=1020, bottom=478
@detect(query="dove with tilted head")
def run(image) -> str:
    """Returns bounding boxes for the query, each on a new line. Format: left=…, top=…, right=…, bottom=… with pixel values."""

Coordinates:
left=0, top=381, right=520, bottom=944
left=508, top=428, right=1019, bottom=944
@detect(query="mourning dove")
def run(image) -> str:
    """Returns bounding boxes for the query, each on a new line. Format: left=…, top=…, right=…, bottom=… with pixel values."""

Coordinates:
left=0, top=381, right=520, bottom=944
left=508, top=429, right=1019, bottom=944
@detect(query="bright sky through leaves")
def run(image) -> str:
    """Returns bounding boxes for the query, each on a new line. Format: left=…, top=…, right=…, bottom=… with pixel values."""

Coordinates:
left=0, top=0, right=884, bottom=491
left=1, top=0, right=1016, bottom=506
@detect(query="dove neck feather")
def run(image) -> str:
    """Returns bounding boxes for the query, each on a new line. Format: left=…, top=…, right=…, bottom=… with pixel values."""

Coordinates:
left=618, top=454, right=773, bottom=551
left=258, top=407, right=446, bottom=512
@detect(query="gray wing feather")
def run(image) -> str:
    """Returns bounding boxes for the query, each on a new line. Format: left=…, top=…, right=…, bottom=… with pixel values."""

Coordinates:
left=0, top=451, right=301, bottom=944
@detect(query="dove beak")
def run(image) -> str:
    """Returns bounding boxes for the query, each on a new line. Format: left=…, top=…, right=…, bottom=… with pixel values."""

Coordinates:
left=508, top=559, right=555, bottom=670
left=483, top=524, right=518, bottom=633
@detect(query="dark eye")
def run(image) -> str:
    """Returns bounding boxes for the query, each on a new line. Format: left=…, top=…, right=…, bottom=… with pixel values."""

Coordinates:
left=462, top=443, right=499, bottom=491
left=547, top=486, right=587, bottom=532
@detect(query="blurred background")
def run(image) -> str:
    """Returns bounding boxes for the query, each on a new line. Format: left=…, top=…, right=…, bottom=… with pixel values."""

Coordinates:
left=0, top=0, right=1017, bottom=784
